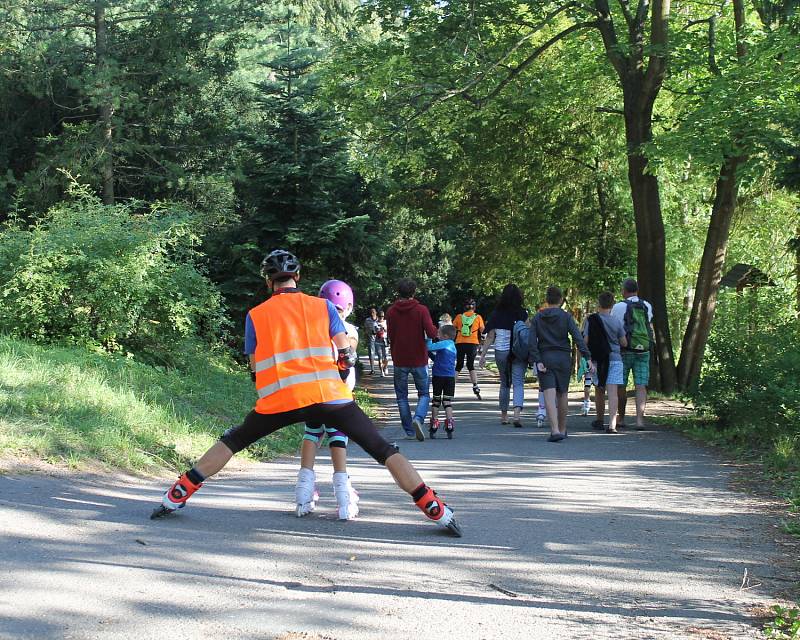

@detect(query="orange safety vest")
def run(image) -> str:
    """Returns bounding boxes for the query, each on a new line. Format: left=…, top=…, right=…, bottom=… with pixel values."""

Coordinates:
left=250, top=292, right=352, bottom=414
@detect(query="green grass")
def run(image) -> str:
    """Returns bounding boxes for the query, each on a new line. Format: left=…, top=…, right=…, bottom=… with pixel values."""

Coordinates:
left=0, top=336, right=313, bottom=473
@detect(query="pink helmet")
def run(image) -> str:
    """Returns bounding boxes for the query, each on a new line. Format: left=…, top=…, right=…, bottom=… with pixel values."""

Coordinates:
left=319, top=280, right=354, bottom=317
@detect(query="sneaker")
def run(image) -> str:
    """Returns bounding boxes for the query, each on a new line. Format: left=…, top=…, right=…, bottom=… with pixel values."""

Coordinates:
left=513, top=420, right=523, bottom=428
left=582, top=401, right=590, bottom=416
left=605, top=427, right=619, bottom=434
left=547, top=433, right=565, bottom=442
left=592, top=420, right=605, bottom=430
left=536, top=414, right=546, bottom=428
left=472, top=384, right=482, bottom=400
left=412, top=417, right=425, bottom=441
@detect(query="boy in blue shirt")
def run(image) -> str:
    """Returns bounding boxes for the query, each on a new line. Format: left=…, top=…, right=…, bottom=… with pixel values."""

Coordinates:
left=426, top=324, right=458, bottom=439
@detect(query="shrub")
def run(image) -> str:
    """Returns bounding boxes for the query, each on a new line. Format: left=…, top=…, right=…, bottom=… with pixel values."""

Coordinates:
left=693, top=288, right=799, bottom=463
left=0, top=193, right=228, bottom=367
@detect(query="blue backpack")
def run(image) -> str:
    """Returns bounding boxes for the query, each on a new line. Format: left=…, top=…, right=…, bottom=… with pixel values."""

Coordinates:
left=511, top=320, right=530, bottom=361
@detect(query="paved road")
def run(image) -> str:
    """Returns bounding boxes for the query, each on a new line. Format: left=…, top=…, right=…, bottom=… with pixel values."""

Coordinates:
left=0, top=367, right=794, bottom=639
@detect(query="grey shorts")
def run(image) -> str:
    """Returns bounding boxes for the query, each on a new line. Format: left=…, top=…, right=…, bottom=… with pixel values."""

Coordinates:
left=538, top=351, right=572, bottom=393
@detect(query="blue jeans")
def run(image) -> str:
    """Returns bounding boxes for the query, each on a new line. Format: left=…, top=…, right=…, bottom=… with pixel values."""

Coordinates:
left=495, top=349, right=526, bottom=411
left=393, top=366, right=431, bottom=434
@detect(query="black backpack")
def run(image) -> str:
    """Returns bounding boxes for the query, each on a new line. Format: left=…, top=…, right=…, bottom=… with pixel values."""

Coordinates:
left=586, top=314, right=611, bottom=361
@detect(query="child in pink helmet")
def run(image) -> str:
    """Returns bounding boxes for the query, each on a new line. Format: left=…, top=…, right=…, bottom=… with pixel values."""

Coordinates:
left=295, top=279, right=361, bottom=520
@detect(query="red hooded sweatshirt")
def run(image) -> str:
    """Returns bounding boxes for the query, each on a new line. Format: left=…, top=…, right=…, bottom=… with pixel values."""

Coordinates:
left=386, top=297, right=438, bottom=367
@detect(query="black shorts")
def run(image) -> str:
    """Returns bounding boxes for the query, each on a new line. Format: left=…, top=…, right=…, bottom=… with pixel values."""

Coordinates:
left=432, top=375, right=456, bottom=398
left=220, top=402, right=399, bottom=464
left=456, top=343, right=478, bottom=371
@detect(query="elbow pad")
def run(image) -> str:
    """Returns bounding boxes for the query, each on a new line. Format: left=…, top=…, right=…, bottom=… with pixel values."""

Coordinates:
left=337, top=347, right=357, bottom=371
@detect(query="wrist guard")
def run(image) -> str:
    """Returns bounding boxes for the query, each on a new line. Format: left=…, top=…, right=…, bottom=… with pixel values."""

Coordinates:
left=337, top=346, right=357, bottom=371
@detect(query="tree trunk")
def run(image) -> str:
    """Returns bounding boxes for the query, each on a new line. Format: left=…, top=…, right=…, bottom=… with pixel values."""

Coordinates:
left=95, top=1, right=114, bottom=205
left=622, top=85, right=677, bottom=393
left=677, top=158, right=741, bottom=388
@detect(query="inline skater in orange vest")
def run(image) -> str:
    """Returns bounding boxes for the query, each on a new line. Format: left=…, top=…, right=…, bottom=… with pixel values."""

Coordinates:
left=150, top=249, right=462, bottom=536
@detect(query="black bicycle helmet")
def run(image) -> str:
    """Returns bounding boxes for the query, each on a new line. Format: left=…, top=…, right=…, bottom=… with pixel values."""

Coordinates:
left=260, top=249, right=301, bottom=280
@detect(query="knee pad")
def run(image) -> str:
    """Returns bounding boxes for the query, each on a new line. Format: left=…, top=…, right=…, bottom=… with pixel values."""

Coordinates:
left=377, top=443, right=400, bottom=465
left=324, top=426, right=348, bottom=448
left=431, top=396, right=442, bottom=408
left=442, top=396, right=453, bottom=408
left=303, top=424, right=324, bottom=444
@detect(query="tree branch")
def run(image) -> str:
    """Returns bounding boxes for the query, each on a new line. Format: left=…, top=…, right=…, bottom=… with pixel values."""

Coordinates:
left=642, top=0, right=671, bottom=98
left=593, top=0, right=628, bottom=78
left=474, top=22, right=598, bottom=107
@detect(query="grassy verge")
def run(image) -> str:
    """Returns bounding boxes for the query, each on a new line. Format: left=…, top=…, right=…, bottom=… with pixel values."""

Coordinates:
left=0, top=336, right=375, bottom=474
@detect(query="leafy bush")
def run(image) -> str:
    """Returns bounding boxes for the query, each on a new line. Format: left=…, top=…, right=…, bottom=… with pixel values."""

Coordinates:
left=0, top=192, right=228, bottom=367
left=692, top=288, right=799, bottom=469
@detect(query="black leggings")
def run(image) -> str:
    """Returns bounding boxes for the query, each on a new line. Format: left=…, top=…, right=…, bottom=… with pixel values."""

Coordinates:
left=220, top=402, right=399, bottom=464
left=456, top=343, right=478, bottom=372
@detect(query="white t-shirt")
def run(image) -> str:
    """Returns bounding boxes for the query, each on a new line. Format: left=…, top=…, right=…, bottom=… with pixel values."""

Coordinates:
left=611, top=296, right=653, bottom=326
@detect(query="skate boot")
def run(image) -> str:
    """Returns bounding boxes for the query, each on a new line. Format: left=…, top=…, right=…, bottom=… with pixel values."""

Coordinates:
left=413, top=484, right=462, bottom=537
left=429, top=417, right=440, bottom=439
left=295, top=467, right=320, bottom=517
left=151, top=472, right=203, bottom=519
left=536, top=413, right=546, bottom=428
left=333, top=471, right=359, bottom=521
left=445, top=417, right=454, bottom=439
left=472, top=384, right=482, bottom=400
left=582, top=400, right=590, bottom=416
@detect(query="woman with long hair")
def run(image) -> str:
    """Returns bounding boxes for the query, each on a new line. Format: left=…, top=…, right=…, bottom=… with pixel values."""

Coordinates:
left=479, top=284, right=528, bottom=426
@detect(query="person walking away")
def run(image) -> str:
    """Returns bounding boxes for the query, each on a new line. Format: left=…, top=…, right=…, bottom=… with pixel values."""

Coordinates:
left=453, top=299, right=485, bottom=399
left=150, top=250, right=462, bottom=536
left=577, top=355, right=595, bottom=416
left=528, top=286, right=593, bottom=442
left=295, top=280, right=361, bottom=520
left=426, top=324, right=458, bottom=439
left=479, top=283, right=528, bottom=427
left=584, top=292, right=628, bottom=433
left=386, top=278, right=438, bottom=441
left=374, top=310, right=389, bottom=376
left=611, top=278, right=654, bottom=430
left=364, top=308, right=378, bottom=374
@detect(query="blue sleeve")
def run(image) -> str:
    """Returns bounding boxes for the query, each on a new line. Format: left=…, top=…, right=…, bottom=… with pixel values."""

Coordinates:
left=327, top=300, right=346, bottom=337
left=244, top=312, right=256, bottom=355
left=427, top=339, right=450, bottom=352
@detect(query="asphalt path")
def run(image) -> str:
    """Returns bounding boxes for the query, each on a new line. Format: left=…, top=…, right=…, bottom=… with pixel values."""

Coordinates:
left=0, top=364, right=795, bottom=639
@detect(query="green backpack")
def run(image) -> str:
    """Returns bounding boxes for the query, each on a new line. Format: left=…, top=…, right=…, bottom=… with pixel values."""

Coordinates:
left=460, top=313, right=477, bottom=337
left=623, top=300, right=653, bottom=352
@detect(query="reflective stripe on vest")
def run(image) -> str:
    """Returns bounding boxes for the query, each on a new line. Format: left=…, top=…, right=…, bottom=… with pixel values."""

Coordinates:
left=257, top=369, right=343, bottom=398
left=253, top=346, right=335, bottom=374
